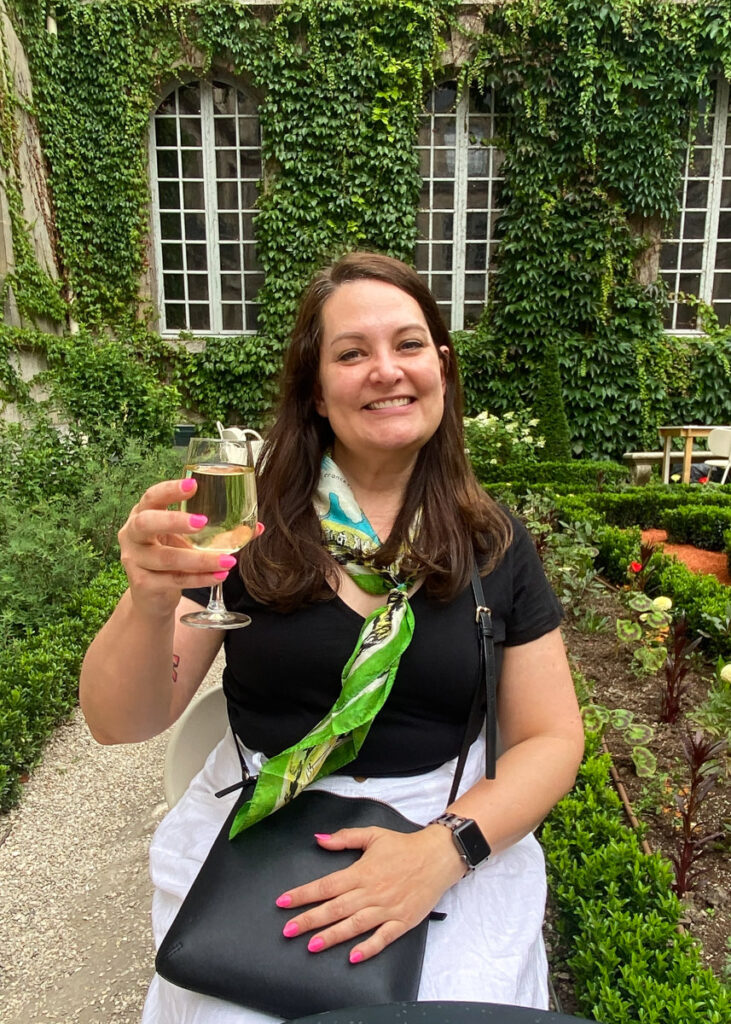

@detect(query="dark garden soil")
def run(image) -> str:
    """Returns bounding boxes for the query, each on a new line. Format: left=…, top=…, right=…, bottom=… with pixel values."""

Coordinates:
left=547, top=552, right=730, bottom=1010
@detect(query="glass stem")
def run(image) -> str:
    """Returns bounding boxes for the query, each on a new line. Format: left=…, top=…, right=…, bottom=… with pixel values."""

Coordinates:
left=206, top=583, right=227, bottom=616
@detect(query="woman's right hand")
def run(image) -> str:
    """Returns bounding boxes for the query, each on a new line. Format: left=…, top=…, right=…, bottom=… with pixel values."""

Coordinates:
left=118, top=478, right=232, bottom=620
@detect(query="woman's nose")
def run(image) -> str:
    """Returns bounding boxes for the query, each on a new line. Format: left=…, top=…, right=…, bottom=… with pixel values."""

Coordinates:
left=370, top=350, right=403, bottom=384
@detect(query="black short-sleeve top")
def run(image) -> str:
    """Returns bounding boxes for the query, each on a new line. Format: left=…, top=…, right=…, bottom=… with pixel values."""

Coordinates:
left=183, top=515, right=563, bottom=777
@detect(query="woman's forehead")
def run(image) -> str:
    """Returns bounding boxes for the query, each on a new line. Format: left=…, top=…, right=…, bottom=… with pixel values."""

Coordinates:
left=320, top=279, right=429, bottom=339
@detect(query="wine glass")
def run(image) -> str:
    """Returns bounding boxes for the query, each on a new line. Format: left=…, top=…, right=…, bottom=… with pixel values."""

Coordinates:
left=179, top=437, right=257, bottom=629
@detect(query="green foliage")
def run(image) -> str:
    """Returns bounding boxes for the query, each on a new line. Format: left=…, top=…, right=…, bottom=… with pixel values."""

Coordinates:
left=473, top=457, right=627, bottom=489
left=542, top=746, right=730, bottom=1023
left=463, top=409, right=543, bottom=478
left=0, top=563, right=127, bottom=812
left=3, top=0, right=730, bottom=451
left=531, top=343, right=571, bottom=461
left=661, top=505, right=731, bottom=552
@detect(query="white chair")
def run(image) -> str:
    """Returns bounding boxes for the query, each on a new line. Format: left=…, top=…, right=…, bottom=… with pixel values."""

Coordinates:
left=164, top=685, right=228, bottom=808
left=706, top=427, right=731, bottom=484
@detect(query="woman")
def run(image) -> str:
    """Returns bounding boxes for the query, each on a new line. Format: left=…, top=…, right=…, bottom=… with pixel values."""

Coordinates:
left=80, top=252, right=584, bottom=1022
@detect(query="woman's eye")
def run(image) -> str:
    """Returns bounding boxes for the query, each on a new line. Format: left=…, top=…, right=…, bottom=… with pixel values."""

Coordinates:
left=400, top=338, right=425, bottom=351
left=337, top=349, right=362, bottom=362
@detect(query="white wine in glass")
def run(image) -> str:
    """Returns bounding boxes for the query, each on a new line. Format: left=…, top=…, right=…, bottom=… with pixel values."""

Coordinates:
left=179, top=437, right=257, bottom=629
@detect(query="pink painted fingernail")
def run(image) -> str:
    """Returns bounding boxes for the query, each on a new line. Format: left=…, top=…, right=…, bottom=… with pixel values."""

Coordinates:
left=219, top=554, right=237, bottom=569
left=308, top=937, right=325, bottom=953
left=213, top=570, right=229, bottom=580
left=283, top=922, right=299, bottom=938
left=349, top=950, right=363, bottom=964
left=314, top=833, right=331, bottom=841
left=189, top=514, right=207, bottom=528
left=276, top=894, right=292, bottom=908
left=181, top=477, right=196, bottom=493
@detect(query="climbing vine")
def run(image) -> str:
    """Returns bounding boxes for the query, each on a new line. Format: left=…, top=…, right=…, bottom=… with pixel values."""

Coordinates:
left=1, top=0, right=731, bottom=454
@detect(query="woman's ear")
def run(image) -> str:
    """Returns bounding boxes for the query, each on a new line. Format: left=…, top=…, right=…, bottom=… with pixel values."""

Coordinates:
left=438, top=346, right=450, bottom=392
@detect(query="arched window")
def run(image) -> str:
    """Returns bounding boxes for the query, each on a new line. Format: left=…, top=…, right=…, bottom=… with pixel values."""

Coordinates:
left=150, top=79, right=263, bottom=335
left=416, top=81, right=507, bottom=330
left=660, top=79, right=731, bottom=331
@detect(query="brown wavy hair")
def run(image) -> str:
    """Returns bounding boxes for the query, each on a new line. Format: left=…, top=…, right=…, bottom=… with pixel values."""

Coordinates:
left=240, top=252, right=512, bottom=610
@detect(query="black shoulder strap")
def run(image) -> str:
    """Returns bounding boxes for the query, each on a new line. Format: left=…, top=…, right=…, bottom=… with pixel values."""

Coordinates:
left=447, top=560, right=497, bottom=805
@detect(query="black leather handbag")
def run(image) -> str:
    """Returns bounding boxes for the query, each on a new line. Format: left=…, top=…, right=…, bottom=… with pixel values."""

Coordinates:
left=155, top=565, right=496, bottom=1019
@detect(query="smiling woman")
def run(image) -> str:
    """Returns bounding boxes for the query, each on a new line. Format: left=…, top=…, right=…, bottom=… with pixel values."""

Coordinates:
left=80, top=251, right=584, bottom=1024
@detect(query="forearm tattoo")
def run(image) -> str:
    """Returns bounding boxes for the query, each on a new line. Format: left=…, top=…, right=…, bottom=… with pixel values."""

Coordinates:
left=172, top=653, right=180, bottom=683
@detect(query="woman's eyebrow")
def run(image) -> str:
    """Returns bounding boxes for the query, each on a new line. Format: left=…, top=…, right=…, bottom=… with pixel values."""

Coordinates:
left=329, top=323, right=428, bottom=346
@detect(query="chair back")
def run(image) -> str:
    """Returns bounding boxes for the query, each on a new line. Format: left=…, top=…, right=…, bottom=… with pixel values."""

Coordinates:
left=164, top=685, right=228, bottom=808
left=707, top=427, right=731, bottom=459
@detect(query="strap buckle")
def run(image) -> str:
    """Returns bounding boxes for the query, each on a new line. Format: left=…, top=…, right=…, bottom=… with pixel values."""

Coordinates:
left=475, top=604, right=491, bottom=623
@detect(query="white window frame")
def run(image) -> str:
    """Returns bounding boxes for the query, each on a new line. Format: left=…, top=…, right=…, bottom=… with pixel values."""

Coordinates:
left=662, top=79, right=730, bottom=334
left=417, top=82, right=506, bottom=331
left=149, top=78, right=262, bottom=336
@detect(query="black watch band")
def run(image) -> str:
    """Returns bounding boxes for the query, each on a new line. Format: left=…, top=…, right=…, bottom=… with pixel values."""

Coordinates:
left=428, top=812, right=491, bottom=871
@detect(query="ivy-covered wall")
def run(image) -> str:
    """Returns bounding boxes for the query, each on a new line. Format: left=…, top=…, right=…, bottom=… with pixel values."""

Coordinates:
left=1, top=0, right=731, bottom=459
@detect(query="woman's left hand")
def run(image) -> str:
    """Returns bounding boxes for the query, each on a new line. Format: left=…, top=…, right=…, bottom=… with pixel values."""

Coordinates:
left=276, top=825, right=466, bottom=963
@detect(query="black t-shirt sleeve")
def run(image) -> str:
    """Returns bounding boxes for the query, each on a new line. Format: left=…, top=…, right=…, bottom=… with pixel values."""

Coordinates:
left=502, top=515, right=564, bottom=646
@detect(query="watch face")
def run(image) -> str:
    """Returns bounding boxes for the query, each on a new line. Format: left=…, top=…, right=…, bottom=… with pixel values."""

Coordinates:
left=454, top=820, right=491, bottom=866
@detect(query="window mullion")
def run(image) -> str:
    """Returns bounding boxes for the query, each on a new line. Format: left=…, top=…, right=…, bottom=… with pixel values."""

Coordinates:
left=701, top=78, right=728, bottom=306
left=148, top=120, right=166, bottom=331
left=201, top=82, right=222, bottom=334
left=451, top=91, right=469, bottom=332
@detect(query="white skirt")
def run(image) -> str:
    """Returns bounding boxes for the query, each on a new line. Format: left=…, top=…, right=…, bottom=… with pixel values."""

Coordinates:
left=142, top=733, right=549, bottom=1023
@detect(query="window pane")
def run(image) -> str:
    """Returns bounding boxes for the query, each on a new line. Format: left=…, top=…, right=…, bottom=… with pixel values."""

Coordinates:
left=157, top=150, right=179, bottom=178
left=716, top=302, right=731, bottom=325
left=160, top=212, right=181, bottom=239
left=178, top=84, right=201, bottom=114
left=678, top=273, right=701, bottom=295
left=715, top=241, right=731, bottom=269
left=165, top=303, right=186, bottom=329
left=692, top=148, right=712, bottom=175
left=712, top=273, right=731, bottom=300
left=184, top=213, right=206, bottom=241
left=158, top=181, right=180, bottom=209
left=188, top=304, right=210, bottom=331
left=183, top=180, right=204, bottom=209
left=186, top=244, right=207, bottom=271
left=220, top=244, right=241, bottom=271
left=181, top=150, right=203, bottom=178
left=216, top=149, right=238, bottom=179
left=432, top=82, right=457, bottom=113
left=245, top=272, right=264, bottom=294
left=215, top=117, right=237, bottom=147
left=465, top=274, right=485, bottom=299
left=221, top=274, right=242, bottom=301
left=432, top=180, right=454, bottom=207
left=222, top=304, right=244, bottom=331
left=466, top=243, right=487, bottom=271
left=162, top=243, right=183, bottom=270
left=718, top=210, right=731, bottom=237
left=430, top=243, right=453, bottom=272
left=239, top=117, right=260, bottom=146
left=680, top=241, right=703, bottom=269
left=188, top=275, right=209, bottom=301
left=212, top=82, right=235, bottom=115
left=155, top=119, right=177, bottom=147
left=179, top=117, right=202, bottom=147
left=685, top=179, right=709, bottom=208
left=240, top=152, right=261, bottom=179
left=218, top=180, right=239, bottom=210
left=467, top=212, right=488, bottom=238
left=683, top=212, right=706, bottom=239
left=219, top=213, right=240, bottom=241
left=240, top=182, right=258, bottom=208
left=431, top=275, right=452, bottom=300
left=158, top=92, right=176, bottom=116
left=415, top=243, right=429, bottom=271
left=659, top=242, right=678, bottom=270
left=163, top=274, right=185, bottom=300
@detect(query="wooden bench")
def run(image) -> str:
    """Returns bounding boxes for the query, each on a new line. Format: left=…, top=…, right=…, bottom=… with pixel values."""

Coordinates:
left=622, top=450, right=709, bottom=485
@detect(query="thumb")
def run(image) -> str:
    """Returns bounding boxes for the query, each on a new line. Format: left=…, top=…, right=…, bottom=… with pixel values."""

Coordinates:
left=314, top=827, right=380, bottom=850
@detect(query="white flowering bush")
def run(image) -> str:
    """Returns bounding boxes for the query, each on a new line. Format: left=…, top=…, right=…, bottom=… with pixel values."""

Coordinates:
left=464, top=410, right=545, bottom=473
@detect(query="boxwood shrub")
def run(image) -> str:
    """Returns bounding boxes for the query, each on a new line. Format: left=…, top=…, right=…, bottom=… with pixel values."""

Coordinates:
left=661, top=505, right=731, bottom=551
left=0, top=563, right=127, bottom=812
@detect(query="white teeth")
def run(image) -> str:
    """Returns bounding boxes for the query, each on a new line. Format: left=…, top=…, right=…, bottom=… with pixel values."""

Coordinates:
left=367, top=398, right=412, bottom=410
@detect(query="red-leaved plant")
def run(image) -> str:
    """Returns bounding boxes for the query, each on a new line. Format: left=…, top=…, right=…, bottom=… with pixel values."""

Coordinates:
left=671, top=731, right=727, bottom=896
left=660, top=613, right=703, bottom=723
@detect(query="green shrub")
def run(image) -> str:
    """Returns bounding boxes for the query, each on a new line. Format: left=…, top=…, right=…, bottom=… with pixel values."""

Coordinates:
left=532, top=343, right=572, bottom=461
left=661, top=506, right=731, bottom=552
left=463, top=410, right=543, bottom=479
left=0, top=563, right=127, bottom=812
left=542, top=743, right=730, bottom=1023
left=473, top=458, right=627, bottom=489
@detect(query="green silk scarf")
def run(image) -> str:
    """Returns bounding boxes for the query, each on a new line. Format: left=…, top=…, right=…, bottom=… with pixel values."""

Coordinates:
left=229, top=455, right=417, bottom=839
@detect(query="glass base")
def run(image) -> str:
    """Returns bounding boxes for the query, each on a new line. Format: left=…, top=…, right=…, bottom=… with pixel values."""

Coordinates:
left=180, top=610, right=252, bottom=630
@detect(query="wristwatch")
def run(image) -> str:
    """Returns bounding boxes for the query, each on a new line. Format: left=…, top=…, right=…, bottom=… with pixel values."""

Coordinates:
left=428, top=812, right=491, bottom=871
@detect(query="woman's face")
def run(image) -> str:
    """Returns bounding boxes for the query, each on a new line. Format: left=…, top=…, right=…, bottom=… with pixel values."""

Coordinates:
left=315, top=279, right=448, bottom=465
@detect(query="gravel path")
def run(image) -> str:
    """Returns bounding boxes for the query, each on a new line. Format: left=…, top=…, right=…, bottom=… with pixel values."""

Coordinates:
left=0, top=655, right=224, bottom=1024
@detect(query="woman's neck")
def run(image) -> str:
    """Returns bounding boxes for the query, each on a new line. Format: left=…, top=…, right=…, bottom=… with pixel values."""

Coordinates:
left=330, top=444, right=416, bottom=541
